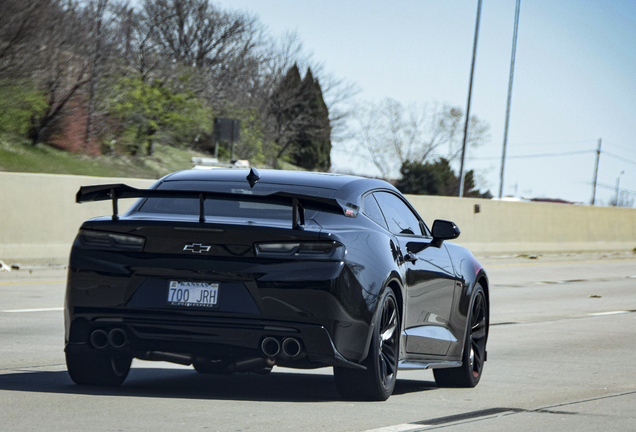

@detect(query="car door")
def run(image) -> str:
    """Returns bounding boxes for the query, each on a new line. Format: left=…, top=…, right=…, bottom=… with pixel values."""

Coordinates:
left=372, top=191, right=458, bottom=356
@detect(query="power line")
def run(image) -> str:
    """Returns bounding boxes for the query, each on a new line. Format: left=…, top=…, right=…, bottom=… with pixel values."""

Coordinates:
left=602, top=140, right=635, bottom=155
left=471, top=150, right=594, bottom=161
left=590, top=182, right=636, bottom=196
left=602, top=151, right=636, bottom=166
left=510, top=139, right=596, bottom=147
left=465, top=149, right=634, bottom=165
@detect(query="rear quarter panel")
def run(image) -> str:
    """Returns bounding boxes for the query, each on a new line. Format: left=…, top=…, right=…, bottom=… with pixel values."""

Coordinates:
left=444, top=241, right=489, bottom=359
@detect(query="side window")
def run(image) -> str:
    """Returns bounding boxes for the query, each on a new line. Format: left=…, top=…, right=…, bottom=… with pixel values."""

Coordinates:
left=373, top=192, right=423, bottom=236
left=362, top=194, right=388, bottom=229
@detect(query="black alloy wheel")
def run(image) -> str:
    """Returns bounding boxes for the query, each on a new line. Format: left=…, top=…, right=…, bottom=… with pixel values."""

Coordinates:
left=434, top=283, right=488, bottom=387
left=66, top=350, right=132, bottom=386
left=334, top=287, right=400, bottom=401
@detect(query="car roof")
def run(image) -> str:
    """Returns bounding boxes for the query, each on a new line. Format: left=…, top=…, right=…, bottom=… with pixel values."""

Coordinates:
left=160, top=169, right=397, bottom=200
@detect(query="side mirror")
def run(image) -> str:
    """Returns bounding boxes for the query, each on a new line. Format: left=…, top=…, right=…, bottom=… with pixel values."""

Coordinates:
left=431, top=220, right=460, bottom=247
left=406, top=220, right=460, bottom=252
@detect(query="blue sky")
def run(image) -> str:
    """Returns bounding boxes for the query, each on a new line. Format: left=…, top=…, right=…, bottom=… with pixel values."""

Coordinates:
left=216, top=0, right=636, bottom=205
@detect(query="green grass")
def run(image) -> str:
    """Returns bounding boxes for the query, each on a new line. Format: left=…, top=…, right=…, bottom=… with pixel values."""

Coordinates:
left=0, top=138, right=212, bottom=179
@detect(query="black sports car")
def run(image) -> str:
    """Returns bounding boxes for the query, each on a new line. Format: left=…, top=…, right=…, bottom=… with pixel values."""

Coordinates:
left=65, top=168, right=489, bottom=401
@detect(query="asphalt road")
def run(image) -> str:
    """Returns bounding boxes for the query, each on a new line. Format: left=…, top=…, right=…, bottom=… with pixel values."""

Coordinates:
left=1, top=252, right=635, bottom=432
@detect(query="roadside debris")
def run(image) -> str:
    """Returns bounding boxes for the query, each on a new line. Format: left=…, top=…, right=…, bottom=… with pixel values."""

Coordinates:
left=516, top=254, right=542, bottom=259
left=0, top=259, right=11, bottom=272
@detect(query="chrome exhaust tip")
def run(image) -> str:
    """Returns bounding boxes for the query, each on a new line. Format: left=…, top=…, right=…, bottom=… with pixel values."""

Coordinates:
left=89, top=329, right=109, bottom=349
left=108, top=328, right=128, bottom=349
left=282, top=338, right=302, bottom=358
left=261, top=337, right=281, bottom=357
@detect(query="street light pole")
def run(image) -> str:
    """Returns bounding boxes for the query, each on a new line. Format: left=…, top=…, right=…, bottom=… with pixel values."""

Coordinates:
left=614, top=171, right=625, bottom=206
left=498, top=0, right=521, bottom=199
left=457, top=0, right=482, bottom=197
left=591, top=138, right=602, bottom=205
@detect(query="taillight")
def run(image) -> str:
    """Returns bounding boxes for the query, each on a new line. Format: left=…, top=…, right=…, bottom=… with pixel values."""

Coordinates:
left=78, top=229, right=145, bottom=251
left=254, top=241, right=344, bottom=259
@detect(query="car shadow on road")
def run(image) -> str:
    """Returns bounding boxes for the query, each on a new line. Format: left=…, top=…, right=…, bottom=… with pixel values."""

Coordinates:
left=0, top=367, right=438, bottom=402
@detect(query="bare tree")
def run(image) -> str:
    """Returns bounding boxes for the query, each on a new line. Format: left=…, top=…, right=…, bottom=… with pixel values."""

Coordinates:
left=84, top=0, right=115, bottom=148
left=27, top=1, right=95, bottom=144
left=349, top=98, right=489, bottom=179
left=110, top=2, right=163, bottom=82
left=0, top=0, right=56, bottom=81
left=137, top=0, right=264, bottom=108
left=142, top=0, right=253, bottom=67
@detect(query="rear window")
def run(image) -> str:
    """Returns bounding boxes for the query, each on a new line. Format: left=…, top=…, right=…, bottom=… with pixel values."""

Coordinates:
left=139, top=196, right=293, bottom=221
left=136, top=180, right=333, bottom=221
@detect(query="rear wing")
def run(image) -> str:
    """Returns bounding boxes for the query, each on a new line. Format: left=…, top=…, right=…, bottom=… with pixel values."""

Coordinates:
left=76, top=183, right=358, bottom=230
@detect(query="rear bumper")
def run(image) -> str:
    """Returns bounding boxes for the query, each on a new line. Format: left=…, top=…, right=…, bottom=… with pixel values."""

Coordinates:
left=65, top=246, right=377, bottom=365
left=65, top=308, right=364, bottom=369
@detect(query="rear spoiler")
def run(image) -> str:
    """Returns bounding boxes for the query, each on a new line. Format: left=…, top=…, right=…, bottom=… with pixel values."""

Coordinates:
left=76, top=184, right=358, bottom=230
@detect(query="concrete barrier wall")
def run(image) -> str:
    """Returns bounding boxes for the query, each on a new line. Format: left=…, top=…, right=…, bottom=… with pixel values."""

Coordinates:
left=1, top=172, right=635, bottom=264
left=406, top=194, right=636, bottom=254
left=0, top=172, right=155, bottom=264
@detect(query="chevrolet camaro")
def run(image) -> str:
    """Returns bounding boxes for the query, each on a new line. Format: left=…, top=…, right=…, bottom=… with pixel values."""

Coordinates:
left=65, top=168, right=489, bottom=400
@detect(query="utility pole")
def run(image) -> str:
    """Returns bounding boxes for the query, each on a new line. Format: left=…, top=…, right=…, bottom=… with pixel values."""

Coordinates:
left=498, top=0, right=521, bottom=199
left=457, top=0, right=482, bottom=197
left=614, top=171, right=624, bottom=206
left=591, top=138, right=602, bottom=205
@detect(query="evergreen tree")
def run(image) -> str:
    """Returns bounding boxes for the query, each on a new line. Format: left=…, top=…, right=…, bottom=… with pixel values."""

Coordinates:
left=396, top=158, right=482, bottom=197
left=269, top=65, right=331, bottom=170
left=313, top=78, right=332, bottom=169
left=269, top=64, right=302, bottom=131
left=290, top=69, right=331, bottom=170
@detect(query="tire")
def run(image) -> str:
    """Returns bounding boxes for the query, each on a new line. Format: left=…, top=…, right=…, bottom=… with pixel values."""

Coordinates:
left=334, top=287, right=400, bottom=401
left=66, top=350, right=131, bottom=386
left=434, top=283, right=488, bottom=387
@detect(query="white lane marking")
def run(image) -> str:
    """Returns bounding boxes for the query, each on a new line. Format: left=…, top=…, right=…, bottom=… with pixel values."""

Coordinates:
left=362, top=424, right=428, bottom=432
left=0, top=307, right=63, bottom=313
left=588, top=311, right=629, bottom=316
left=488, top=258, right=636, bottom=268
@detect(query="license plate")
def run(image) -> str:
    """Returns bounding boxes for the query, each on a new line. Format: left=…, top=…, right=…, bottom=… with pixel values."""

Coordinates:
left=167, top=281, right=219, bottom=308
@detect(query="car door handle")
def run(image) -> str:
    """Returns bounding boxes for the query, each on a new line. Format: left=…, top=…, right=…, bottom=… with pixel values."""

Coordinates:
left=404, top=253, right=418, bottom=263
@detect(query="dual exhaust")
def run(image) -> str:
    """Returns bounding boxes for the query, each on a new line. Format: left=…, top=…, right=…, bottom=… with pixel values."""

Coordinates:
left=90, top=329, right=303, bottom=367
left=261, top=337, right=303, bottom=359
left=89, top=328, right=128, bottom=349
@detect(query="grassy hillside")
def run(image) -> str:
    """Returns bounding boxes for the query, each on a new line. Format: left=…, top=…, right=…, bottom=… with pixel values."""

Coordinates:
left=0, top=138, right=212, bottom=179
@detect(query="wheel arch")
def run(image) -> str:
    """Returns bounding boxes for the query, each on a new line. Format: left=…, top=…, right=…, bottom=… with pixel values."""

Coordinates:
left=476, top=272, right=490, bottom=343
left=359, top=273, right=403, bottom=364
left=477, top=274, right=490, bottom=315
left=456, top=273, right=490, bottom=360
left=384, top=273, right=404, bottom=325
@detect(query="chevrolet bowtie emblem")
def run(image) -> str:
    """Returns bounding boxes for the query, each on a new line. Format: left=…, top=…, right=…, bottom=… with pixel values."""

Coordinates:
left=183, top=243, right=211, bottom=253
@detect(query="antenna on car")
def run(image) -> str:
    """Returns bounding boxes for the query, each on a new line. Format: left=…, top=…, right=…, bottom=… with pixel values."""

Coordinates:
left=246, top=168, right=261, bottom=188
